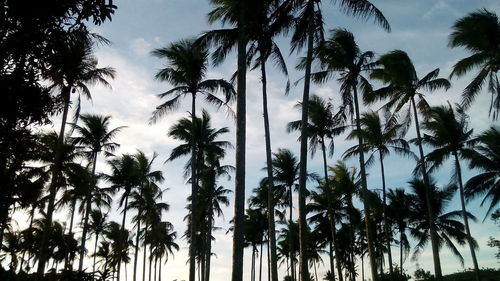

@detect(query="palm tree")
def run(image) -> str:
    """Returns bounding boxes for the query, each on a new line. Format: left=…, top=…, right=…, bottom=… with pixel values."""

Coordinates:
left=330, top=162, right=360, bottom=281
left=368, top=49, right=451, bottom=280
left=150, top=38, right=234, bottom=280
left=204, top=1, right=251, bottom=279
left=288, top=94, right=345, bottom=281
left=407, top=178, right=478, bottom=267
left=421, top=105, right=480, bottom=280
left=448, top=9, right=500, bottom=119
left=311, top=28, right=381, bottom=281
left=129, top=151, right=164, bottom=281
left=387, top=188, right=412, bottom=274
left=244, top=208, right=268, bottom=281
left=464, top=127, right=500, bottom=218
left=72, top=113, right=124, bottom=271
left=104, top=221, right=133, bottom=279
left=344, top=111, right=411, bottom=275
left=38, top=31, right=115, bottom=275
left=89, top=209, right=108, bottom=273
left=307, top=179, right=344, bottom=281
left=147, top=221, right=179, bottom=281
left=290, top=1, right=390, bottom=278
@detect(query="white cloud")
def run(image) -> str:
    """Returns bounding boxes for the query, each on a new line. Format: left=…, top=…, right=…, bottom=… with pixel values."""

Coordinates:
left=130, top=37, right=153, bottom=56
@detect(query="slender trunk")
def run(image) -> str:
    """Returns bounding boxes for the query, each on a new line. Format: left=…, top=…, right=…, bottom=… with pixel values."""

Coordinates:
left=93, top=232, right=99, bottom=273
left=267, top=239, right=271, bottom=281
left=251, top=246, right=256, bottom=281
left=361, top=254, right=365, bottom=281
left=321, top=141, right=343, bottom=281
left=313, top=261, right=318, bottom=281
left=260, top=57, right=280, bottom=281
left=399, top=228, right=403, bottom=274
left=410, top=97, right=442, bottom=280
left=37, top=86, right=71, bottom=276
left=117, top=194, right=130, bottom=281
left=65, top=197, right=77, bottom=270
left=133, top=206, right=141, bottom=281
left=79, top=153, right=98, bottom=271
left=352, top=85, right=378, bottom=281
left=154, top=256, right=157, bottom=281
left=379, top=152, right=394, bottom=278
left=288, top=187, right=295, bottom=281
left=259, top=240, right=263, bottom=281
left=454, top=153, right=480, bottom=281
left=143, top=224, right=148, bottom=281
left=298, top=3, right=315, bottom=281
left=328, top=241, right=335, bottom=281
left=189, top=91, right=198, bottom=281
left=159, top=256, right=162, bottom=281
left=149, top=246, right=152, bottom=281
left=205, top=211, right=213, bottom=281
left=231, top=6, right=248, bottom=281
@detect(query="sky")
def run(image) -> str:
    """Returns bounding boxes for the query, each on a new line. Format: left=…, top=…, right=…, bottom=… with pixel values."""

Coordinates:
left=23, top=0, right=500, bottom=281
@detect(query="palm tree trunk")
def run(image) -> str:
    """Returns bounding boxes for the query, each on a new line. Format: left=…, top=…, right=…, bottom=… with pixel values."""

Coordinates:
left=259, top=240, right=263, bottom=281
left=143, top=225, right=148, bottom=281
left=79, top=153, right=98, bottom=271
left=189, top=91, right=198, bottom=281
left=154, top=256, right=157, bottom=281
left=399, top=229, right=403, bottom=274
left=158, top=256, right=162, bottom=281
left=251, top=246, right=256, bottom=281
left=37, top=86, right=71, bottom=276
left=117, top=194, right=130, bottom=281
left=361, top=254, right=365, bottom=281
left=149, top=246, right=152, bottom=281
left=231, top=4, right=248, bottom=281
left=298, top=3, right=315, bottom=281
left=453, top=153, right=480, bottom=281
left=378, top=152, right=393, bottom=277
left=133, top=207, right=141, bottom=281
left=267, top=239, right=271, bottom=281
left=93, top=232, right=99, bottom=273
left=328, top=241, right=335, bottom=281
left=260, top=57, right=280, bottom=281
left=288, top=187, right=295, bottom=281
left=352, top=85, right=378, bottom=281
left=205, top=213, right=213, bottom=281
left=410, top=97, right=442, bottom=280
left=65, top=197, right=77, bottom=270
left=321, top=140, right=343, bottom=281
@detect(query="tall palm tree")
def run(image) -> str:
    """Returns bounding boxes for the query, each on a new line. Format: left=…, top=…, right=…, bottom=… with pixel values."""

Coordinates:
left=204, top=1, right=251, bottom=280
left=130, top=151, right=164, bottom=281
left=407, top=178, right=477, bottom=267
left=330, top=161, right=360, bottom=281
left=288, top=94, right=345, bottom=281
left=464, top=127, right=500, bottom=218
left=344, top=111, right=411, bottom=275
left=147, top=221, right=179, bottom=281
left=290, top=1, right=390, bottom=279
left=38, top=32, right=115, bottom=275
left=151, top=38, right=234, bottom=281
left=421, top=105, right=480, bottom=280
left=72, top=113, right=124, bottom=271
left=386, top=188, right=412, bottom=274
left=307, top=179, right=344, bottom=281
left=89, top=209, right=108, bottom=273
left=1, top=230, right=22, bottom=271
left=312, top=28, right=380, bottom=281
left=104, top=221, right=133, bottom=279
left=368, top=50, right=451, bottom=280
left=448, top=9, right=500, bottom=119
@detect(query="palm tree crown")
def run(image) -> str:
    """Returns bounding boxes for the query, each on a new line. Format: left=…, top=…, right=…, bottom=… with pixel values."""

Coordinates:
left=448, top=9, right=500, bottom=119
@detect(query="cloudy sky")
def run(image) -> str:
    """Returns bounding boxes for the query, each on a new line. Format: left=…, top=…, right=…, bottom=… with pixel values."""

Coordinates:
left=39, top=0, right=500, bottom=280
